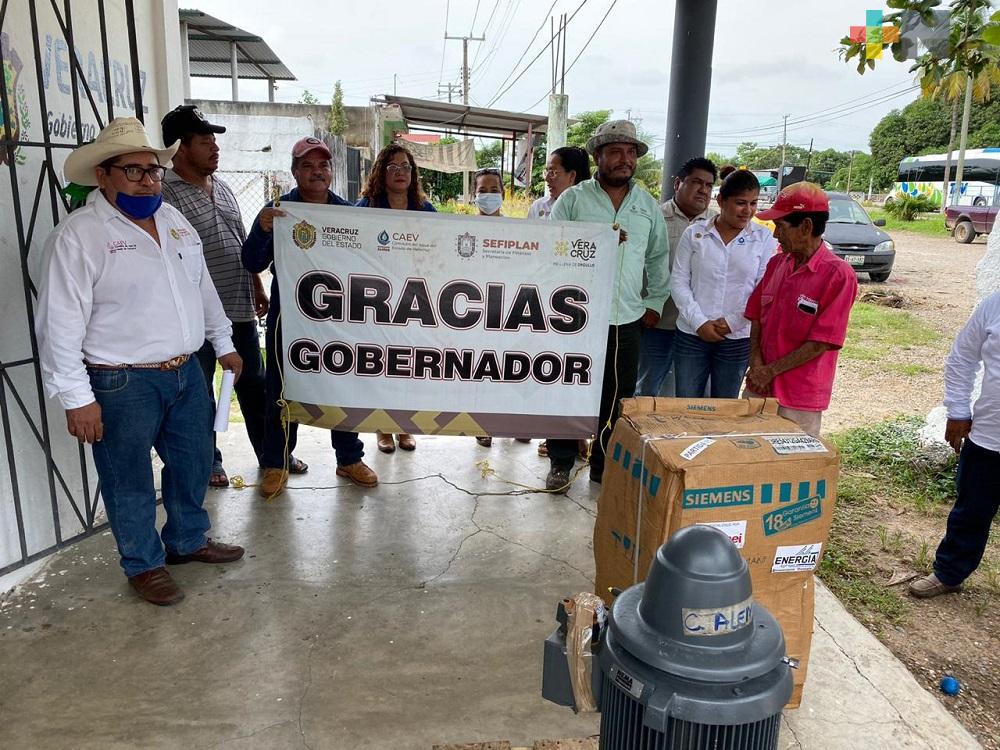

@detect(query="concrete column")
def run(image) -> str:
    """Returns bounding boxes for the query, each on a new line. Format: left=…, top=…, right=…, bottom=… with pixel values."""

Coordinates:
left=546, top=94, right=569, bottom=157
left=230, top=41, right=239, bottom=101
left=661, top=0, right=718, bottom=200
left=268, top=77, right=275, bottom=103
left=179, top=20, right=191, bottom=100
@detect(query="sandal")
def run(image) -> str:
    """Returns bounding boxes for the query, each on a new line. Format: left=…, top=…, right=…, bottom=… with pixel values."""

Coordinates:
left=537, top=440, right=549, bottom=457
left=288, top=456, right=309, bottom=475
left=209, top=469, right=230, bottom=488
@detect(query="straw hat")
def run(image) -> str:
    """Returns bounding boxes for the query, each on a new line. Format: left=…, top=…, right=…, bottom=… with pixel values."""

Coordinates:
left=585, top=119, right=649, bottom=157
left=63, top=117, right=178, bottom=186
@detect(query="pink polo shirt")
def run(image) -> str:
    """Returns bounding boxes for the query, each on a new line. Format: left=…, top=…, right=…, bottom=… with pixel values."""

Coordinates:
left=744, top=242, right=858, bottom=411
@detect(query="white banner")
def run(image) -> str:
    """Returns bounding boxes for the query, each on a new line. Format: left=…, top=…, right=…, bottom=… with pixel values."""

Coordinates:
left=274, top=206, right=618, bottom=438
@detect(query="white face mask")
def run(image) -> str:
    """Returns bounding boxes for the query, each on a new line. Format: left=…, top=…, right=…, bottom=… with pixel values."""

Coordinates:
left=475, top=193, right=503, bottom=215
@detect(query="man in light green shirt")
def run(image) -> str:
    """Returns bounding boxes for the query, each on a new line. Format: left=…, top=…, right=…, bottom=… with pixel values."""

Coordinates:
left=546, top=120, right=670, bottom=491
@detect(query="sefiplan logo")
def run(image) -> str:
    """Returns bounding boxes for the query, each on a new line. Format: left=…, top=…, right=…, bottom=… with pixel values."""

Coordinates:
left=456, top=231, right=476, bottom=258
left=771, top=543, right=823, bottom=573
left=292, top=220, right=317, bottom=250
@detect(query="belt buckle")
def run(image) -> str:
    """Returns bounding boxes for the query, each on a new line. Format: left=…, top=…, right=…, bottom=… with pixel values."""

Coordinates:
left=160, top=355, right=184, bottom=371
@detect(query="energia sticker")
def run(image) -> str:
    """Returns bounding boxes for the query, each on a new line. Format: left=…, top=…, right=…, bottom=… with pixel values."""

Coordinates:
left=771, top=543, right=823, bottom=572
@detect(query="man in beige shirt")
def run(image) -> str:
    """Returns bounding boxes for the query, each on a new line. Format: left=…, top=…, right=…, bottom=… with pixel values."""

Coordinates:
left=636, top=157, right=719, bottom=396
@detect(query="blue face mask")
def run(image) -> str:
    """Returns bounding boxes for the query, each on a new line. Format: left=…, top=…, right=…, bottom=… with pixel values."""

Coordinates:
left=115, top=192, right=162, bottom=219
left=476, top=192, right=503, bottom=215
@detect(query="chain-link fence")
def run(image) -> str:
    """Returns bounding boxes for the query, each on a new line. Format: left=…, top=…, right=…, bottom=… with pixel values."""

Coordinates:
left=216, top=170, right=295, bottom=232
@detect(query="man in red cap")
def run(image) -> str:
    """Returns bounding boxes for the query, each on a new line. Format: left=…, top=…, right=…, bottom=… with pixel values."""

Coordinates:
left=242, top=137, right=378, bottom=497
left=743, top=182, right=858, bottom=436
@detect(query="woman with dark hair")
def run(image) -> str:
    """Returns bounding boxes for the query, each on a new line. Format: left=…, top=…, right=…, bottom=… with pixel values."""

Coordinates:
left=670, top=169, right=777, bottom=398
left=528, top=146, right=590, bottom=220
left=357, top=144, right=436, bottom=453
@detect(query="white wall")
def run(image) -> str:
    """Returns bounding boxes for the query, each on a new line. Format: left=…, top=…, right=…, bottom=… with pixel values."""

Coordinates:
left=0, top=1, right=184, bottom=578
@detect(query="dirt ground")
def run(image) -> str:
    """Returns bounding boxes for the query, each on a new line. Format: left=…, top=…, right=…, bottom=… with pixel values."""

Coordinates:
left=825, top=229, right=984, bottom=432
left=824, top=229, right=999, bottom=748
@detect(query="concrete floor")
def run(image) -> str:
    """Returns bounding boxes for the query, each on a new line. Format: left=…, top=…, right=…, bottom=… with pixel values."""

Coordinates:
left=0, top=431, right=981, bottom=749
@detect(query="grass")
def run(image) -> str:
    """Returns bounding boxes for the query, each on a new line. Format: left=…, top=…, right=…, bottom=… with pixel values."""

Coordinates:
left=434, top=194, right=532, bottom=218
left=832, top=415, right=957, bottom=510
left=886, top=363, right=937, bottom=377
left=819, top=417, right=960, bottom=626
left=841, top=302, right=941, bottom=363
left=866, top=207, right=951, bottom=238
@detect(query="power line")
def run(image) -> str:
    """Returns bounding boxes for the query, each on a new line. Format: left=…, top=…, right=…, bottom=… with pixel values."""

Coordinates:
left=470, top=0, right=482, bottom=33
left=521, top=0, right=618, bottom=111
left=471, top=0, right=502, bottom=68
left=707, top=79, right=915, bottom=136
left=473, top=0, right=523, bottom=83
left=439, top=0, right=451, bottom=86
left=482, top=0, right=558, bottom=105
left=486, top=0, right=590, bottom=108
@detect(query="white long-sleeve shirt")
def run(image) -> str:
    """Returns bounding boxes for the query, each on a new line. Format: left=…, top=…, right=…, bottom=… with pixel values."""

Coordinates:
left=671, top=217, right=777, bottom=339
left=944, top=290, right=1000, bottom=452
left=36, top=190, right=234, bottom=410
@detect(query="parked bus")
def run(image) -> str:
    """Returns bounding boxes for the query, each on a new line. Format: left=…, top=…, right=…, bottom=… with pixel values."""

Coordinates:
left=892, top=148, right=1000, bottom=207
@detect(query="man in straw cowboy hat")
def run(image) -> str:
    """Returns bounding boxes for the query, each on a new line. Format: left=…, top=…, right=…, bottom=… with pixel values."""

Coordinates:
left=36, top=117, right=247, bottom=606
left=544, top=119, right=670, bottom=492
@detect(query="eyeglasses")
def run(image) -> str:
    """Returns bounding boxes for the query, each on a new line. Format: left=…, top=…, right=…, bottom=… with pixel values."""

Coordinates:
left=107, top=164, right=167, bottom=183
left=386, top=163, right=413, bottom=174
left=543, top=168, right=566, bottom=177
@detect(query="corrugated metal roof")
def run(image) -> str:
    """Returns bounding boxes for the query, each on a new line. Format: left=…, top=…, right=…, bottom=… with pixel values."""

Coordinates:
left=379, top=95, right=552, bottom=137
left=179, top=9, right=295, bottom=81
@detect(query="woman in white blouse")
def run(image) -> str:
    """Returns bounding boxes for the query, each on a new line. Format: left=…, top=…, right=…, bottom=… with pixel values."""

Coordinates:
left=670, top=170, right=777, bottom=398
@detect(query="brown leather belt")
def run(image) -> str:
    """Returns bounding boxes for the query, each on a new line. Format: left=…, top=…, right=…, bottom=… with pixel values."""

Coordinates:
left=85, top=354, right=191, bottom=371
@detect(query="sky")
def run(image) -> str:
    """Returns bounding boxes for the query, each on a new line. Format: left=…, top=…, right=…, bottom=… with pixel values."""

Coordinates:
left=187, top=0, right=923, bottom=158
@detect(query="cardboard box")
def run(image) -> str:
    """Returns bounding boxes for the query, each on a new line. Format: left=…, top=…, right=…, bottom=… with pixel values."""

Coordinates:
left=593, top=397, right=840, bottom=709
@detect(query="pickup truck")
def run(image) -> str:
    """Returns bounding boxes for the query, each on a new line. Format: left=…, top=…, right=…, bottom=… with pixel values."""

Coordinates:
left=945, top=199, right=998, bottom=243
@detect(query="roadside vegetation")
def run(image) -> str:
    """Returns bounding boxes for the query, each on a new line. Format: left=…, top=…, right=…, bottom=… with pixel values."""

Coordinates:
left=866, top=207, right=951, bottom=238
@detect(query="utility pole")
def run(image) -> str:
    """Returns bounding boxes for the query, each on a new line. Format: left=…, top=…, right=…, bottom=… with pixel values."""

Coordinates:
left=846, top=150, right=856, bottom=194
left=437, top=83, right=460, bottom=103
left=445, top=33, right=484, bottom=202
left=777, top=114, right=789, bottom=192
left=803, top=137, right=814, bottom=181
left=445, top=33, right=485, bottom=105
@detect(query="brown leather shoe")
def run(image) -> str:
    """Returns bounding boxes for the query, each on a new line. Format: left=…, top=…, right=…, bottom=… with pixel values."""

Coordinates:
left=537, top=440, right=549, bottom=457
left=128, top=567, right=184, bottom=606
left=166, top=539, right=245, bottom=565
left=376, top=431, right=396, bottom=453
left=336, top=461, right=379, bottom=487
left=476, top=436, right=493, bottom=447
left=259, top=467, right=288, bottom=498
left=397, top=433, right=416, bottom=451
left=908, top=572, right=962, bottom=599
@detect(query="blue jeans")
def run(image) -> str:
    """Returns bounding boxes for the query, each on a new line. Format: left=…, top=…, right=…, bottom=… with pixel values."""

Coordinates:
left=673, top=331, right=750, bottom=399
left=635, top=327, right=676, bottom=397
left=89, top=357, right=212, bottom=577
left=260, top=315, right=364, bottom=469
left=196, top=320, right=268, bottom=470
left=934, top=438, right=1000, bottom=586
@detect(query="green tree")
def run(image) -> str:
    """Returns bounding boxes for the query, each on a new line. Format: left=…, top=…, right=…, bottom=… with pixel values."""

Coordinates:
left=476, top=139, right=503, bottom=169
left=828, top=153, right=878, bottom=192
left=299, top=89, right=319, bottom=105
left=327, top=81, right=347, bottom=136
left=808, top=149, right=851, bottom=186
left=839, top=0, right=1000, bottom=205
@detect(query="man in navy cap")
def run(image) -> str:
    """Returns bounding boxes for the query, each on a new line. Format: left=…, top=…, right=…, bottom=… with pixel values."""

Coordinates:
left=160, top=105, right=291, bottom=488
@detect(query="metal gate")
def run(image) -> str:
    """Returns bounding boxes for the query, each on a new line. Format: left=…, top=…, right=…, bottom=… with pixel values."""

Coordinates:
left=0, top=0, right=147, bottom=576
